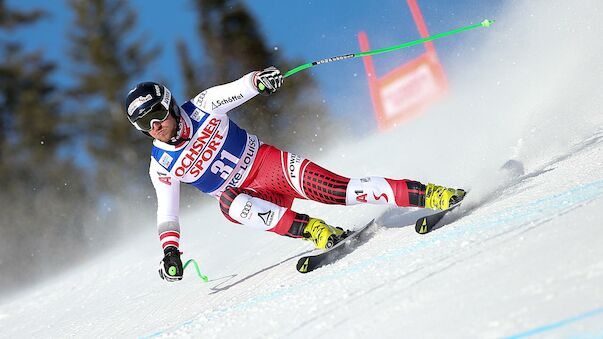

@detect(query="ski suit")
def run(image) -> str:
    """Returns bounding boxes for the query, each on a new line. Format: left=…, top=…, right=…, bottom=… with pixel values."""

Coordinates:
left=149, top=73, right=426, bottom=250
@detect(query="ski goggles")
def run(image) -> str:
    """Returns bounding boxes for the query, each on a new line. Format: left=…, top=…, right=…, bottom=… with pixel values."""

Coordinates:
left=132, top=105, right=170, bottom=132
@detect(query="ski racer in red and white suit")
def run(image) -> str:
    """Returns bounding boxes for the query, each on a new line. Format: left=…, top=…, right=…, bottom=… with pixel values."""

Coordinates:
left=125, top=67, right=463, bottom=281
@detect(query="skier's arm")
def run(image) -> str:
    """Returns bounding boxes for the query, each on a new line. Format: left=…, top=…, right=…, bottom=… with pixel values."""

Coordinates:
left=192, top=67, right=283, bottom=115
left=150, top=159, right=181, bottom=248
left=149, top=159, right=183, bottom=282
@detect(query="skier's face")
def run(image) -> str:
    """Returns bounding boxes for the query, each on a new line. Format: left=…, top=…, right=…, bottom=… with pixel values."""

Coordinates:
left=148, top=114, right=177, bottom=142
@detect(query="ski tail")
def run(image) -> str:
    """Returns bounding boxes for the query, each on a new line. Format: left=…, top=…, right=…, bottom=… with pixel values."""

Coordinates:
left=415, top=201, right=464, bottom=234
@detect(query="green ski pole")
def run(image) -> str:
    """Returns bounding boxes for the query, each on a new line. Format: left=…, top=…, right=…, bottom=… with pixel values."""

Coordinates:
left=284, top=19, right=494, bottom=78
left=183, top=259, right=209, bottom=283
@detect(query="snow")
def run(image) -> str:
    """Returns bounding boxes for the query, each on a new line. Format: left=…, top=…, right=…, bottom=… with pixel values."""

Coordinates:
left=2, top=1, right=603, bottom=338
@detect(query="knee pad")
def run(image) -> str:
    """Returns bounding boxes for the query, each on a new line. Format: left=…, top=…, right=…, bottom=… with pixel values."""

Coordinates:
left=228, top=193, right=288, bottom=231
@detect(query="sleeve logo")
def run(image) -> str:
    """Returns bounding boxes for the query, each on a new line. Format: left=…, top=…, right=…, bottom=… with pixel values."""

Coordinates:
left=159, top=152, right=173, bottom=168
left=157, top=172, right=172, bottom=186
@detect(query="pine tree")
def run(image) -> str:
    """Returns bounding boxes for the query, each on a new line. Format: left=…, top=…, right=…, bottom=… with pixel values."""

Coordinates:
left=181, top=0, right=335, bottom=150
left=0, top=1, right=93, bottom=294
left=66, top=0, right=159, bottom=211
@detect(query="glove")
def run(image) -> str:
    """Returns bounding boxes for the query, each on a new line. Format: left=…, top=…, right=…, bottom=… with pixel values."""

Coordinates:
left=158, top=246, right=183, bottom=282
left=253, top=66, right=283, bottom=96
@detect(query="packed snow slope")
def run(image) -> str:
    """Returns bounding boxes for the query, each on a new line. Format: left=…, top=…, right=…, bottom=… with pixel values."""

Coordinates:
left=2, top=1, right=603, bottom=338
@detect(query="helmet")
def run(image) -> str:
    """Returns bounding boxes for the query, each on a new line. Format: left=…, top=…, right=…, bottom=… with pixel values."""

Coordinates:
left=125, top=82, right=180, bottom=133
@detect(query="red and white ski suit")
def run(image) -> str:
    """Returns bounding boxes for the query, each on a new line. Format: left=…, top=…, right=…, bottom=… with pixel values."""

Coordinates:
left=147, top=73, right=425, bottom=251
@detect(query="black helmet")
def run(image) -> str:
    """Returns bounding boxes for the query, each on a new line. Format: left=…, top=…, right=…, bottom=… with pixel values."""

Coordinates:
left=125, top=82, right=180, bottom=133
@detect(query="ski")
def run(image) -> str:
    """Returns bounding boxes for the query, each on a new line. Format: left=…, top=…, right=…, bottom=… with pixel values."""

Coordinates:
left=296, top=219, right=376, bottom=273
left=415, top=201, right=463, bottom=234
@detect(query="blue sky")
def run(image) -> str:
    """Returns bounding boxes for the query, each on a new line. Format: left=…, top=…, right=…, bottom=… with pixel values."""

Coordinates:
left=5, top=0, right=505, bottom=129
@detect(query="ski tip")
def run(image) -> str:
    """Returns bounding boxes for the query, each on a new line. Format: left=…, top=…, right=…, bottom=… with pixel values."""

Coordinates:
left=500, top=159, right=525, bottom=177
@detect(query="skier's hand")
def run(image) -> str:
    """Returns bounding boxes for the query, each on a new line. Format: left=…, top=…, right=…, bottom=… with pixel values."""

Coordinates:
left=158, top=246, right=183, bottom=282
left=254, top=66, right=283, bottom=96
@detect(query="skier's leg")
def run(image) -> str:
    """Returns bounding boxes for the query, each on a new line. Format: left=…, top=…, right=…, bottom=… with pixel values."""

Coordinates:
left=219, top=187, right=344, bottom=249
left=243, top=144, right=464, bottom=210
left=301, top=160, right=464, bottom=209
left=219, top=187, right=304, bottom=237
left=344, top=176, right=426, bottom=207
left=241, top=144, right=349, bottom=203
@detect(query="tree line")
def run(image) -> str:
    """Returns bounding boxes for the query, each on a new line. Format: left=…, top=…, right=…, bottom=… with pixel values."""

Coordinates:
left=0, top=0, right=333, bottom=296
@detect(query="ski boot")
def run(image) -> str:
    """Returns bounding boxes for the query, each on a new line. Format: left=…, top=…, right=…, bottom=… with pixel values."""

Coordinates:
left=424, top=183, right=466, bottom=210
left=302, top=218, right=347, bottom=249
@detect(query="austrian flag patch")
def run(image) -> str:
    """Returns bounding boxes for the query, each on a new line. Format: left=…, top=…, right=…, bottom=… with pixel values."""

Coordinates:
left=159, top=153, right=173, bottom=168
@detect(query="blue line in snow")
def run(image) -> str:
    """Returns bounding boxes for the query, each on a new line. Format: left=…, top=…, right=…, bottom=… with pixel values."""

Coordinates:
left=504, top=306, right=603, bottom=339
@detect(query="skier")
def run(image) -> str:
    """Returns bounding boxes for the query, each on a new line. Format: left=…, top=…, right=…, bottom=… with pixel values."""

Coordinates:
left=125, top=67, right=465, bottom=282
